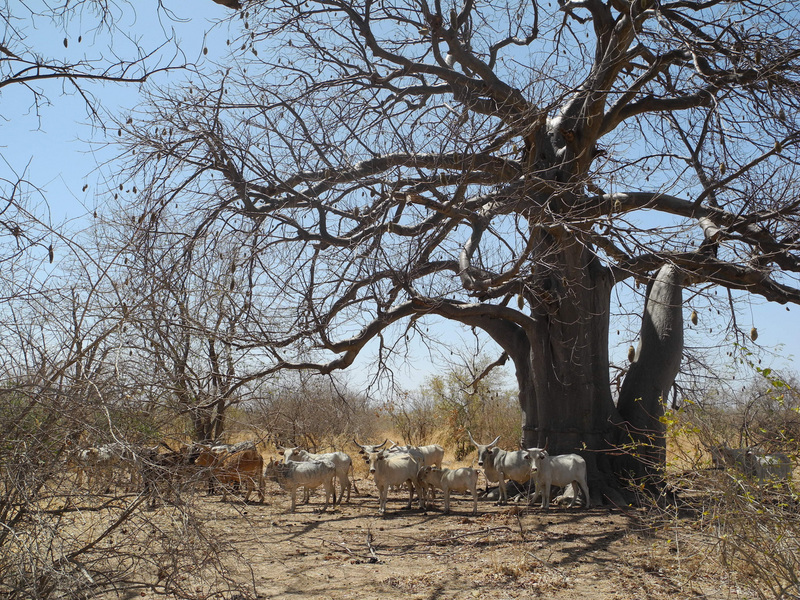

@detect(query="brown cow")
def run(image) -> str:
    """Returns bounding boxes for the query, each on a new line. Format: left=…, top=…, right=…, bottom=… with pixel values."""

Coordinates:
left=206, top=448, right=265, bottom=503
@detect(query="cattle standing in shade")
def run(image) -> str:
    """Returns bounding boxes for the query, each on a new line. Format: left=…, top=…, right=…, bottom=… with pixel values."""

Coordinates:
left=525, top=448, right=591, bottom=509
left=467, top=432, right=502, bottom=493
left=418, top=465, right=479, bottom=515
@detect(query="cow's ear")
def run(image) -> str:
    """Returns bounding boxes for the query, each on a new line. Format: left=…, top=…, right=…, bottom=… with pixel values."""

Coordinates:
left=277, top=450, right=284, bottom=455
left=538, top=452, right=546, bottom=459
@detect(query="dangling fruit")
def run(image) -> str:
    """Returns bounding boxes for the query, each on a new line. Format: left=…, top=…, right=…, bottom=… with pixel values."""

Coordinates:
left=690, top=310, right=698, bottom=325
left=750, top=327, right=758, bottom=341
left=628, top=345, right=636, bottom=363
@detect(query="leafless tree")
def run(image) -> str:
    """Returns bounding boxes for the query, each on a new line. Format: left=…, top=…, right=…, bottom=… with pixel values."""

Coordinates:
left=119, top=0, right=800, bottom=497
left=0, top=4, right=261, bottom=598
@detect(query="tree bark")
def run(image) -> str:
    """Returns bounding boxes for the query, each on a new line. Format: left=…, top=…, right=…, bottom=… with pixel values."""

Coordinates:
left=616, top=264, right=685, bottom=480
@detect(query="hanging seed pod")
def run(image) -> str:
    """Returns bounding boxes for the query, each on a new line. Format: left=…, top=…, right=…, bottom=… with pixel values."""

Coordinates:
left=48, top=244, right=54, bottom=263
left=63, top=38, right=68, bottom=48
left=750, top=327, right=758, bottom=341
left=628, top=345, right=636, bottom=363
left=690, top=310, right=698, bottom=325
left=517, top=295, right=524, bottom=310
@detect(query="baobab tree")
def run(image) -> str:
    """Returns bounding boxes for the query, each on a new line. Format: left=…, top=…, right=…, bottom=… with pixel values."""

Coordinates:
left=120, top=0, right=800, bottom=496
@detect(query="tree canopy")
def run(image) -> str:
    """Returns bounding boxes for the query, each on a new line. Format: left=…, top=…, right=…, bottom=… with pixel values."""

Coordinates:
left=116, top=0, right=800, bottom=494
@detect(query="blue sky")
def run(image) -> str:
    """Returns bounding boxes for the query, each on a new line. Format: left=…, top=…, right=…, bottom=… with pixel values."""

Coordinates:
left=3, top=1, right=798, bottom=392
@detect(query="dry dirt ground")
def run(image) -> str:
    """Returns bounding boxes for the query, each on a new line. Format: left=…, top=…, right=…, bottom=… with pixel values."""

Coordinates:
left=190, top=475, right=736, bottom=600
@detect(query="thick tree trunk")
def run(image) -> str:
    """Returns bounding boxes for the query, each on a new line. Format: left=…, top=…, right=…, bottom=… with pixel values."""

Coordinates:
left=510, top=240, right=624, bottom=504
left=616, top=264, right=685, bottom=481
left=523, top=239, right=617, bottom=454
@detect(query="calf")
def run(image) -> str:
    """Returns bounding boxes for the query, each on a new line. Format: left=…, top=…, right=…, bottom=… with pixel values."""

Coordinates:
left=419, top=466, right=479, bottom=515
left=526, top=448, right=590, bottom=509
left=264, top=457, right=336, bottom=512
left=281, top=447, right=356, bottom=503
left=366, top=450, right=424, bottom=514
left=388, top=441, right=445, bottom=499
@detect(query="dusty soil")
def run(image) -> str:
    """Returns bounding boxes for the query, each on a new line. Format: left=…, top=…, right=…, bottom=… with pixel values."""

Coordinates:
left=191, top=476, right=733, bottom=600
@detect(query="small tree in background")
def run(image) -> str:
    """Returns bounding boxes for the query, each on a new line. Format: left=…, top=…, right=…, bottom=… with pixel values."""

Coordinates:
left=415, top=355, right=518, bottom=459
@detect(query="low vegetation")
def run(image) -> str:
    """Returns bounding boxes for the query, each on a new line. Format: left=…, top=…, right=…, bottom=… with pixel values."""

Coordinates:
left=1, top=365, right=798, bottom=599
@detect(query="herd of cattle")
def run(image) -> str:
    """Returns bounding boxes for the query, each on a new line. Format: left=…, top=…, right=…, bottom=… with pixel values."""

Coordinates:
left=66, top=435, right=793, bottom=514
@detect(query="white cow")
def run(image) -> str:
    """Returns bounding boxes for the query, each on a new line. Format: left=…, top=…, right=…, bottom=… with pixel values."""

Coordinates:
left=70, top=445, right=117, bottom=490
left=70, top=442, right=144, bottom=491
left=469, top=432, right=532, bottom=504
left=491, top=446, right=535, bottom=504
left=468, top=431, right=502, bottom=491
left=745, top=449, right=793, bottom=483
left=366, top=449, right=424, bottom=514
left=354, top=439, right=413, bottom=494
left=264, top=457, right=337, bottom=512
left=280, top=447, right=356, bottom=503
left=388, top=441, right=444, bottom=467
left=418, top=466, right=479, bottom=515
left=388, top=441, right=445, bottom=498
left=526, top=448, right=591, bottom=509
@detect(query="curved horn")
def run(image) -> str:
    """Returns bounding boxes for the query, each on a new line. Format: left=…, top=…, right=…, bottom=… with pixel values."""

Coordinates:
left=542, top=437, right=549, bottom=452
left=376, top=439, right=388, bottom=449
left=352, top=438, right=367, bottom=452
left=489, top=435, right=501, bottom=448
left=467, top=430, right=478, bottom=446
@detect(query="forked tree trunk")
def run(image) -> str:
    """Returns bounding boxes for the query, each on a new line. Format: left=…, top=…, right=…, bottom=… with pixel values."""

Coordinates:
left=495, top=253, right=683, bottom=502
left=432, top=233, right=684, bottom=501
left=615, top=264, right=685, bottom=481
